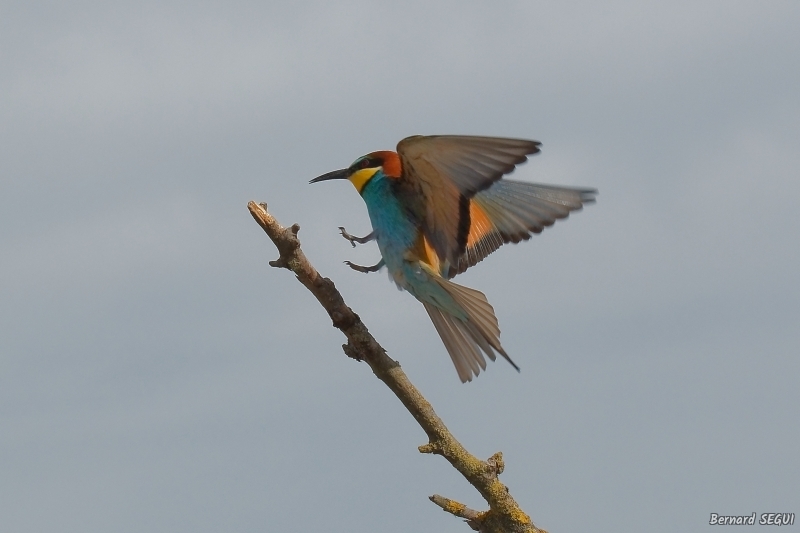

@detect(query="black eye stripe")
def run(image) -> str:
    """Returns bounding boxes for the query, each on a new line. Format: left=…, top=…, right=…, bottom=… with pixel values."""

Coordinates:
left=353, top=157, right=381, bottom=171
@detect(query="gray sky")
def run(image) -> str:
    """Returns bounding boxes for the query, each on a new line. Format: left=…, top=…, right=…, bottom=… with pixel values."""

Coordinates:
left=2, top=1, right=798, bottom=531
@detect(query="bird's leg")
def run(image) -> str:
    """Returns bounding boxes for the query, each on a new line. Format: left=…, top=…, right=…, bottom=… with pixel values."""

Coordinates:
left=344, top=258, right=385, bottom=274
left=339, top=227, right=375, bottom=248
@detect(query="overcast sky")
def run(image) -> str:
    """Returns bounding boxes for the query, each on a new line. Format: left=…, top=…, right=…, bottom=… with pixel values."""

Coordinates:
left=1, top=2, right=798, bottom=532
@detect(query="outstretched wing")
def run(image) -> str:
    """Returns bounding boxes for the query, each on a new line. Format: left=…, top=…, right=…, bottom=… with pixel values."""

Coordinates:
left=446, top=180, right=597, bottom=278
left=397, top=135, right=541, bottom=266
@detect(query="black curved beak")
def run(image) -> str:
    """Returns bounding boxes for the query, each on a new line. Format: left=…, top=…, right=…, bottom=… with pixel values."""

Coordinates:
left=309, top=168, right=350, bottom=184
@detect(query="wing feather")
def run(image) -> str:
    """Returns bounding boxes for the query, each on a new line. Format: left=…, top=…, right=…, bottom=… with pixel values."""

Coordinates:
left=448, top=180, right=597, bottom=277
left=397, top=135, right=541, bottom=265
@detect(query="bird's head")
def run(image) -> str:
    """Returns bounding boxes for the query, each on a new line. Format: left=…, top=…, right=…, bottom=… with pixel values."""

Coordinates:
left=310, top=150, right=401, bottom=193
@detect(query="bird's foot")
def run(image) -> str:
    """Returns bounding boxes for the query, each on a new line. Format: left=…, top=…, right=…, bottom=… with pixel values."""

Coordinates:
left=339, top=227, right=375, bottom=247
left=344, top=259, right=385, bottom=273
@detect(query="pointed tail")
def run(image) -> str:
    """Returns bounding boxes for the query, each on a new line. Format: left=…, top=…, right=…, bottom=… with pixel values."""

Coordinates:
left=422, top=276, right=519, bottom=383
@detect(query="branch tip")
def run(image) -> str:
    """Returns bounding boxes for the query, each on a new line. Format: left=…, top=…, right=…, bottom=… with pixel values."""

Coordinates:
left=429, top=494, right=482, bottom=521
left=418, top=442, right=441, bottom=454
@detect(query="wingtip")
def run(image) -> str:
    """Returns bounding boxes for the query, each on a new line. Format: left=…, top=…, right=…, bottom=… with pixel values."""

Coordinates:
left=580, top=188, right=599, bottom=203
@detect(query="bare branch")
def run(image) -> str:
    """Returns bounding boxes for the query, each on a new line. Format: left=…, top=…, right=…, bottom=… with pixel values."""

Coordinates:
left=249, top=201, right=547, bottom=533
left=429, top=494, right=484, bottom=530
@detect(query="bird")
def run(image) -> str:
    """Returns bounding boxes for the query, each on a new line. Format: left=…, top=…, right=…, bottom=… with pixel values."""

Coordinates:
left=310, top=135, right=595, bottom=382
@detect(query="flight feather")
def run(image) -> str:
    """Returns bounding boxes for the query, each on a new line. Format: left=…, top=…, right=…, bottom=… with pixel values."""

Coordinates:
left=397, top=135, right=541, bottom=266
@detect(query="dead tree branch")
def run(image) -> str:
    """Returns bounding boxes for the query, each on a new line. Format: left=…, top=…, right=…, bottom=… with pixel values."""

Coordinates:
left=248, top=201, right=547, bottom=533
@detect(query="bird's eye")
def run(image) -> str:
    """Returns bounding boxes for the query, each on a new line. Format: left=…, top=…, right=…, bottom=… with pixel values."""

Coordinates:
left=359, top=159, right=371, bottom=169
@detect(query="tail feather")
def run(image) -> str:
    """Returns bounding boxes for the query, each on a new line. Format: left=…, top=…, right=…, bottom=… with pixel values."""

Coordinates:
left=423, top=302, right=485, bottom=382
left=462, top=320, right=499, bottom=363
left=444, top=281, right=501, bottom=339
left=423, top=276, right=519, bottom=382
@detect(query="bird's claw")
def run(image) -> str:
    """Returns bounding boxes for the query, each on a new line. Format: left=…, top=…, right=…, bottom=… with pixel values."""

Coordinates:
left=344, top=259, right=384, bottom=273
left=339, top=227, right=375, bottom=247
left=339, top=227, right=358, bottom=248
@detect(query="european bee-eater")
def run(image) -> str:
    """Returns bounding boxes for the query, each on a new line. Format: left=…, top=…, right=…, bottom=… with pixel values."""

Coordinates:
left=311, top=135, right=595, bottom=382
